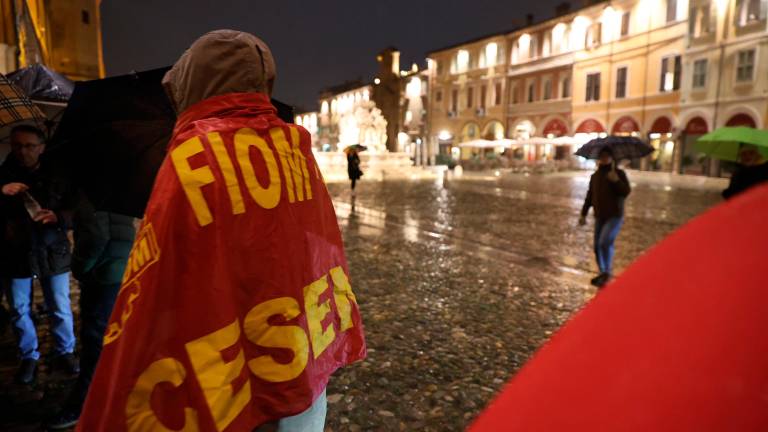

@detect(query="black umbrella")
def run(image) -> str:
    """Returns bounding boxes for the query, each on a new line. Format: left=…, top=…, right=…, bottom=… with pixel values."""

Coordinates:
left=575, top=136, right=654, bottom=160
left=50, top=67, right=296, bottom=218
left=49, top=67, right=176, bottom=218
left=6, top=63, right=75, bottom=102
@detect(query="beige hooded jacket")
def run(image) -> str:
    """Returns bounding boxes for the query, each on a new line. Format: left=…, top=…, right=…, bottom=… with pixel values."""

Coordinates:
left=162, top=29, right=276, bottom=114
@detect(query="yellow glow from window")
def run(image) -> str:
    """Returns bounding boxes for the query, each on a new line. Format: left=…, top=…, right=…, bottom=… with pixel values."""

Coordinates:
left=552, top=23, right=568, bottom=54
left=457, top=50, right=470, bottom=72
left=485, top=43, right=498, bottom=67
left=321, top=101, right=329, bottom=114
left=570, top=16, right=590, bottom=50
left=439, top=130, right=452, bottom=140
left=518, top=34, right=531, bottom=61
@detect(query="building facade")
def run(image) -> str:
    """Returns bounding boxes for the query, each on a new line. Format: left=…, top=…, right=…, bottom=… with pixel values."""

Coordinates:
left=425, top=0, right=768, bottom=175
left=1, top=0, right=103, bottom=80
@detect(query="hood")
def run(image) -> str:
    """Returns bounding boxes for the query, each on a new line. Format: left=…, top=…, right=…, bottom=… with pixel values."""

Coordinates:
left=162, top=30, right=276, bottom=114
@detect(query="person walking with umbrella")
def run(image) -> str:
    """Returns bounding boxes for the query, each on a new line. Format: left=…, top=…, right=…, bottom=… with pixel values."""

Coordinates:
left=722, top=144, right=768, bottom=199
left=579, top=147, right=632, bottom=288
left=346, top=144, right=364, bottom=196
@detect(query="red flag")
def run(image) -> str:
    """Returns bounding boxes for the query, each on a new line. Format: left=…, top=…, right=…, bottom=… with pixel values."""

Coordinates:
left=78, top=93, right=366, bottom=431
left=471, top=184, right=768, bottom=431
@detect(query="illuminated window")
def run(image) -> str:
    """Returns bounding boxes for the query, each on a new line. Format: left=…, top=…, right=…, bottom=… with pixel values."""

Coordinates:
left=494, top=82, right=503, bottom=105
left=552, top=23, right=568, bottom=54
left=621, top=12, right=631, bottom=36
left=736, top=0, right=767, bottom=26
left=616, top=66, right=628, bottom=98
left=690, top=4, right=712, bottom=37
left=561, top=76, right=571, bottom=98
left=667, top=0, right=678, bottom=22
left=456, top=50, right=470, bottom=73
left=660, top=55, right=681, bottom=91
left=586, top=73, right=600, bottom=101
left=321, top=101, right=329, bottom=114
left=485, top=43, right=499, bottom=67
left=542, top=34, right=551, bottom=57
left=736, top=49, right=755, bottom=81
left=586, top=22, right=602, bottom=48
left=693, top=59, right=708, bottom=88
left=543, top=79, right=552, bottom=100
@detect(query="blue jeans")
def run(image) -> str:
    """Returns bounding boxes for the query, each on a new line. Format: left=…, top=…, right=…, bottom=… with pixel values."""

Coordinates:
left=5, top=273, right=75, bottom=360
left=274, top=389, right=327, bottom=432
left=594, top=217, right=624, bottom=275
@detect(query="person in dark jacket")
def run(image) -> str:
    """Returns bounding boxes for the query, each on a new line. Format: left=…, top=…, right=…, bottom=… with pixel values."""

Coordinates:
left=347, top=148, right=363, bottom=195
left=722, top=144, right=768, bottom=200
left=579, top=147, right=632, bottom=288
left=48, top=195, right=136, bottom=429
left=0, top=125, right=78, bottom=384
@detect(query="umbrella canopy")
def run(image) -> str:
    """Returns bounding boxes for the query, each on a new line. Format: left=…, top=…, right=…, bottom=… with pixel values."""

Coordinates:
left=471, top=184, right=768, bottom=431
left=0, top=73, right=46, bottom=162
left=575, top=135, right=654, bottom=160
left=49, top=66, right=297, bottom=218
left=344, top=144, right=368, bottom=153
left=49, top=68, right=176, bottom=217
left=6, top=63, right=74, bottom=102
left=695, top=127, right=768, bottom=162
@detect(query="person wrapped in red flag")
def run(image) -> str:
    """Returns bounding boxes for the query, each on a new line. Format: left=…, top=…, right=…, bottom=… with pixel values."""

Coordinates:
left=77, top=30, right=366, bottom=432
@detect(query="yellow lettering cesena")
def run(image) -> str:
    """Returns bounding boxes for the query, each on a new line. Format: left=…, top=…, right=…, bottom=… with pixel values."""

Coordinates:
left=208, top=132, right=245, bottom=216
left=171, top=137, right=215, bottom=226
left=234, top=128, right=281, bottom=209
left=304, top=276, right=335, bottom=359
left=329, top=267, right=357, bottom=332
left=126, top=358, right=199, bottom=432
left=243, top=297, right=309, bottom=382
left=185, top=320, right=250, bottom=432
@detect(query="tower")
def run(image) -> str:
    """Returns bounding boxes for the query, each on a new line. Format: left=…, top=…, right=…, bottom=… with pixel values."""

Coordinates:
left=372, top=47, right=402, bottom=152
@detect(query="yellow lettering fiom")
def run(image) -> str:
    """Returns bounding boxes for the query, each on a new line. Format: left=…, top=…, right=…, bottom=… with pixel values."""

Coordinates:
left=126, top=358, right=199, bottom=432
left=243, top=297, right=309, bottom=382
left=208, top=132, right=245, bottom=216
left=235, top=128, right=281, bottom=209
left=171, top=136, right=215, bottom=226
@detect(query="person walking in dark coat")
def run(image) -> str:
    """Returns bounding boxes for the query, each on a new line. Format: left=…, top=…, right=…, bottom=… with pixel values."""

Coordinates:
left=579, top=147, right=632, bottom=288
left=722, top=144, right=768, bottom=200
left=0, top=125, right=78, bottom=384
left=347, top=148, right=363, bottom=195
left=48, top=195, right=136, bottom=429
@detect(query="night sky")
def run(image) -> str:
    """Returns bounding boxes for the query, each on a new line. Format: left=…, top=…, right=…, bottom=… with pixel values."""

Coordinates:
left=102, top=0, right=564, bottom=111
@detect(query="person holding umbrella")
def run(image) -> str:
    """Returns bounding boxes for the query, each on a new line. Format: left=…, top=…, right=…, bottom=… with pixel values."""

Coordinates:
left=722, top=144, right=768, bottom=199
left=346, top=144, right=365, bottom=196
left=579, top=147, right=632, bottom=288
left=695, top=127, right=768, bottom=199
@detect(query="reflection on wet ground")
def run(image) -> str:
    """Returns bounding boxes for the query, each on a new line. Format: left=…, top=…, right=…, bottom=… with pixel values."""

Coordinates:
left=324, top=171, right=723, bottom=431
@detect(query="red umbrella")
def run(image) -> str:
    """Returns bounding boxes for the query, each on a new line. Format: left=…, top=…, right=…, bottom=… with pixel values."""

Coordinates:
left=471, top=184, right=768, bottom=432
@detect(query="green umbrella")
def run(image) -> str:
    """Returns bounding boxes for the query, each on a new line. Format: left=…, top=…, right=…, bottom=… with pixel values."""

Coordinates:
left=695, top=127, right=768, bottom=162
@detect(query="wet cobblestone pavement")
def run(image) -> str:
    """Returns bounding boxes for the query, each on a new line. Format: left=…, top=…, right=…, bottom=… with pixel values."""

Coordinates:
left=0, top=170, right=725, bottom=431
left=322, top=170, right=724, bottom=431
